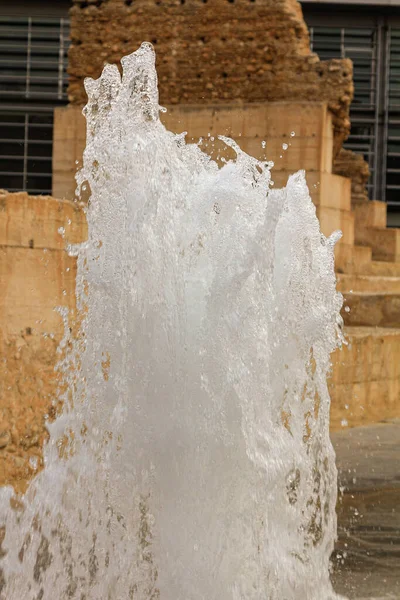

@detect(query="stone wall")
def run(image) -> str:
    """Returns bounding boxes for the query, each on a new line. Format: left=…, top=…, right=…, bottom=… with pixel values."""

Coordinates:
left=333, top=148, right=370, bottom=207
left=0, top=334, right=59, bottom=493
left=68, top=0, right=353, bottom=155
left=330, top=328, right=400, bottom=430
left=0, top=191, right=87, bottom=492
left=53, top=101, right=335, bottom=200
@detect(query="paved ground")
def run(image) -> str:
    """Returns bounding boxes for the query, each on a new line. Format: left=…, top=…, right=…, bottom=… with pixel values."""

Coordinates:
left=330, top=420, right=400, bottom=599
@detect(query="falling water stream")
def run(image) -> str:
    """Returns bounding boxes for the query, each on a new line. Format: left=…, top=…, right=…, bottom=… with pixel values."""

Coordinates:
left=0, top=43, right=345, bottom=599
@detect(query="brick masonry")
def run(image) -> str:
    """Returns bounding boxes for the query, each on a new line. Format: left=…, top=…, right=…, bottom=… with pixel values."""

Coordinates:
left=68, top=0, right=353, bottom=155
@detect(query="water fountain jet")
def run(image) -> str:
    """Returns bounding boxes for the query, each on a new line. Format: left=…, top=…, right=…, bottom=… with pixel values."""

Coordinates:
left=0, top=43, right=345, bottom=600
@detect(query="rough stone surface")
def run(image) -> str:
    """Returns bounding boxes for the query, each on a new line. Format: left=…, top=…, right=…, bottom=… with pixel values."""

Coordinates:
left=329, top=328, right=400, bottom=430
left=67, top=0, right=353, bottom=155
left=0, top=193, right=86, bottom=492
left=0, top=334, right=59, bottom=493
left=342, top=293, right=400, bottom=329
left=333, top=148, right=370, bottom=206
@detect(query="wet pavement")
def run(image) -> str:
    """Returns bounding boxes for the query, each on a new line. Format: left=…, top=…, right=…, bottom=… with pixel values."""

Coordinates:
left=330, top=420, right=400, bottom=599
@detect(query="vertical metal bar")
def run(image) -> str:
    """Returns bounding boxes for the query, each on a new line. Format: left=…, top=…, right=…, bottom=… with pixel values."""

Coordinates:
left=58, top=18, right=65, bottom=100
left=341, top=27, right=345, bottom=58
left=381, top=23, right=391, bottom=204
left=26, top=17, right=32, bottom=99
left=23, top=113, right=29, bottom=190
left=372, top=22, right=383, bottom=200
left=371, top=27, right=377, bottom=108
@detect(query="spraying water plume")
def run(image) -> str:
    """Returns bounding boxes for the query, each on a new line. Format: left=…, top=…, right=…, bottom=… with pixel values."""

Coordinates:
left=0, top=43, right=345, bottom=599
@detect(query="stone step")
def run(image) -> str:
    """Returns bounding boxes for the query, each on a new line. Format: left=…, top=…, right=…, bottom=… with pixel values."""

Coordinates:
left=337, top=273, right=400, bottom=293
left=317, top=206, right=355, bottom=246
left=355, top=226, right=400, bottom=262
left=316, top=172, right=351, bottom=211
left=330, top=327, right=400, bottom=429
left=342, top=292, right=400, bottom=328
left=367, top=259, right=400, bottom=277
left=335, top=244, right=372, bottom=275
left=354, top=200, right=387, bottom=229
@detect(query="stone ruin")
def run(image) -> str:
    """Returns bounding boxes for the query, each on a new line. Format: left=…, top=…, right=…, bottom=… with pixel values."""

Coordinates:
left=68, top=0, right=353, bottom=157
left=2, top=0, right=394, bottom=493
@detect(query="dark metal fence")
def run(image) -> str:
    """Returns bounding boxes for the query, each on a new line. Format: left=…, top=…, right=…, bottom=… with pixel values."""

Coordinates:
left=310, top=21, right=400, bottom=210
left=0, top=17, right=69, bottom=195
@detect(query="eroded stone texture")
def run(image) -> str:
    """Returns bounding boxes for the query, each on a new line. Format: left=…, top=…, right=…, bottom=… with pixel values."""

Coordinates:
left=67, top=0, right=353, bottom=155
left=0, top=192, right=87, bottom=492
left=333, top=148, right=370, bottom=206
left=0, top=334, right=59, bottom=493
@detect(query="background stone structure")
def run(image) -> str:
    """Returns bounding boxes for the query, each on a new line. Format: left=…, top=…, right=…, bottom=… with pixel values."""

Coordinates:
left=333, top=148, right=371, bottom=207
left=2, top=0, right=400, bottom=497
left=0, top=191, right=87, bottom=491
left=68, top=0, right=353, bottom=155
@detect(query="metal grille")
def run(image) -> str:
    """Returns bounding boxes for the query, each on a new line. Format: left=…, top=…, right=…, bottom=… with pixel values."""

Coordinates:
left=0, top=17, right=69, bottom=102
left=311, top=27, right=377, bottom=107
left=0, top=111, right=53, bottom=194
left=385, top=28, right=400, bottom=207
left=310, top=26, right=379, bottom=199
left=0, top=17, right=69, bottom=195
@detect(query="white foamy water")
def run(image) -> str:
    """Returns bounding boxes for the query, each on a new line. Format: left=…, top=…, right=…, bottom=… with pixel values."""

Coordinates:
left=0, top=43, right=345, bottom=599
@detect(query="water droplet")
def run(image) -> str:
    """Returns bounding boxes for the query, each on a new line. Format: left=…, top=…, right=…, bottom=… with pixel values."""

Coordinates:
left=261, top=141, right=266, bottom=149
left=58, top=227, right=65, bottom=236
left=344, top=306, right=350, bottom=313
left=341, top=419, right=348, bottom=427
left=29, top=456, right=38, bottom=471
left=345, top=404, right=349, bottom=410
left=282, top=143, right=288, bottom=151
left=290, top=131, right=295, bottom=137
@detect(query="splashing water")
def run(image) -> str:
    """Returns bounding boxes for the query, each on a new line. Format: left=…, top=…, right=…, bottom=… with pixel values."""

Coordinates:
left=0, top=43, right=345, bottom=599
